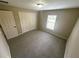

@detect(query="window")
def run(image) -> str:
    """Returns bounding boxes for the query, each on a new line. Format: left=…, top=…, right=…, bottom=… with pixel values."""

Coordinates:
left=46, top=15, right=57, bottom=30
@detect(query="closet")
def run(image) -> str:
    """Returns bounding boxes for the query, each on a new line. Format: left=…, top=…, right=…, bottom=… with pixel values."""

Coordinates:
left=0, top=11, right=18, bottom=39
left=0, top=11, right=37, bottom=39
left=19, top=11, right=37, bottom=33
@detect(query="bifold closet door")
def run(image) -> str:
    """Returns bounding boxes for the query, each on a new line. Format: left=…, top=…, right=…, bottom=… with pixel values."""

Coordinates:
left=19, top=11, right=37, bottom=33
left=0, top=11, right=18, bottom=39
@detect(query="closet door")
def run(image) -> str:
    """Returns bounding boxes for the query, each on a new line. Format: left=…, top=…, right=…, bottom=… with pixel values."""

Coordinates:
left=19, top=11, right=37, bottom=33
left=29, top=13, right=37, bottom=30
left=0, top=11, right=18, bottom=39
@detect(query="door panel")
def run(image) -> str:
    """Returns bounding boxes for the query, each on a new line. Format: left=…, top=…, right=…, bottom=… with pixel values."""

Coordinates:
left=0, top=11, right=18, bottom=39
left=19, top=11, right=37, bottom=33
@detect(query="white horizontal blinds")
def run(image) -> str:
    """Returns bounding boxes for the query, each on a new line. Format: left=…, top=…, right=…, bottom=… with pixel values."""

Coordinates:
left=46, top=15, right=57, bottom=30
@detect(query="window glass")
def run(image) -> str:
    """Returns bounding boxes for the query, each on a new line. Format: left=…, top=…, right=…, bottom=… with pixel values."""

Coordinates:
left=46, top=15, right=57, bottom=30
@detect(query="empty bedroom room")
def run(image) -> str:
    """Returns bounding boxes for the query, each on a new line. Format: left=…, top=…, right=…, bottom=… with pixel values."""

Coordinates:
left=0, top=0, right=79, bottom=58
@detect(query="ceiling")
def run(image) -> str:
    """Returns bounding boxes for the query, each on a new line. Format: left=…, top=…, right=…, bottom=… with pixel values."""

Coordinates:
left=1, top=0, right=79, bottom=10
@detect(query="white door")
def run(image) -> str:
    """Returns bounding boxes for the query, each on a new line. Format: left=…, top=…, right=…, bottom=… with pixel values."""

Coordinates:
left=19, top=12, right=30, bottom=33
left=29, top=13, right=37, bottom=30
left=19, top=11, right=37, bottom=33
left=0, top=11, right=18, bottom=39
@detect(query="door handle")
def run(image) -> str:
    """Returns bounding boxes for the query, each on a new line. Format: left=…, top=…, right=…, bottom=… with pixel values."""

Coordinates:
left=14, top=26, right=16, bottom=28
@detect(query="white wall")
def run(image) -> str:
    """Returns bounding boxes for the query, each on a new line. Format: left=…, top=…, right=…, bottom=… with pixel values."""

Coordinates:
left=64, top=18, right=79, bottom=58
left=0, top=28, right=11, bottom=58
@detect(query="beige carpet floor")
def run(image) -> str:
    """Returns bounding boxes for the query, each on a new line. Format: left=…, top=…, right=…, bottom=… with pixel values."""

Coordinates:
left=8, top=30, right=66, bottom=58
